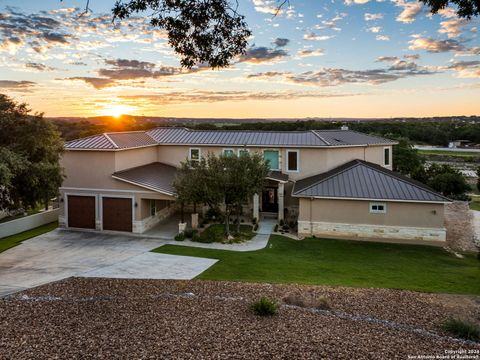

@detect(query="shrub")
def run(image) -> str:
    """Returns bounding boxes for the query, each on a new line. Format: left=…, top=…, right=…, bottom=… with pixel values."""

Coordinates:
left=191, top=233, right=202, bottom=242
left=274, top=224, right=279, bottom=232
left=442, top=318, right=480, bottom=342
left=252, top=217, right=257, bottom=225
left=184, top=228, right=197, bottom=238
left=253, top=223, right=259, bottom=231
left=251, top=297, right=278, bottom=316
left=288, top=220, right=296, bottom=229
left=174, top=233, right=185, bottom=241
left=241, top=218, right=245, bottom=223
left=279, top=219, right=284, bottom=226
left=282, top=224, right=290, bottom=231
left=283, top=294, right=331, bottom=310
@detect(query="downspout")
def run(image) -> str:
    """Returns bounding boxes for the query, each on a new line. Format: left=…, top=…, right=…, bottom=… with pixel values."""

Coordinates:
left=310, top=197, right=313, bottom=237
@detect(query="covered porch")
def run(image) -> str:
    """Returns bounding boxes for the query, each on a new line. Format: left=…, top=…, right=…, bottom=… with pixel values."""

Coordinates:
left=253, top=171, right=291, bottom=222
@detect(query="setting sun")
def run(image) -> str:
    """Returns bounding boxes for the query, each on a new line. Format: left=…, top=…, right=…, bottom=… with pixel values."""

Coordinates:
left=100, top=103, right=137, bottom=118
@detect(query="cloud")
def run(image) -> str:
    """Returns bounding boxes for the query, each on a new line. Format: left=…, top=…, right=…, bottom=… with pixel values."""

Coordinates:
left=364, top=13, right=384, bottom=21
left=117, top=89, right=361, bottom=105
left=304, top=33, right=335, bottom=41
left=376, top=35, right=390, bottom=41
left=448, top=60, right=480, bottom=78
left=252, top=0, right=279, bottom=15
left=62, top=77, right=117, bottom=89
left=345, top=0, right=370, bottom=5
left=367, top=26, right=382, bottom=33
left=296, top=49, right=325, bottom=58
left=438, top=18, right=470, bottom=38
left=404, top=54, right=420, bottom=60
left=393, top=0, right=423, bottom=24
left=246, top=71, right=287, bottom=79
left=238, top=46, right=288, bottom=64
left=314, top=13, right=347, bottom=31
left=273, top=38, right=290, bottom=47
left=24, top=62, right=56, bottom=71
left=408, top=35, right=465, bottom=52
left=0, top=80, right=36, bottom=91
left=376, top=56, right=399, bottom=62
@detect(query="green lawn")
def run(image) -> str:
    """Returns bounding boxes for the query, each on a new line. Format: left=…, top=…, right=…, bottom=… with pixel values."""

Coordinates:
left=470, top=196, right=480, bottom=211
left=0, top=222, right=58, bottom=253
left=418, top=149, right=480, bottom=158
left=153, top=235, right=480, bottom=295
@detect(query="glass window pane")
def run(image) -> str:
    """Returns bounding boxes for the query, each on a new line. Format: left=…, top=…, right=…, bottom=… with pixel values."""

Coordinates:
left=223, top=149, right=234, bottom=157
left=288, top=151, right=298, bottom=171
left=239, top=149, right=249, bottom=156
left=384, top=148, right=390, bottom=166
left=264, top=150, right=279, bottom=170
left=190, top=149, right=199, bottom=160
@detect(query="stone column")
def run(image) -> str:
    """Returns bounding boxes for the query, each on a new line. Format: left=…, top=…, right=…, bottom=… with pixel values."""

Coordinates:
left=253, top=193, right=259, bottom=221
left=278, top=183, right=284, bottom=222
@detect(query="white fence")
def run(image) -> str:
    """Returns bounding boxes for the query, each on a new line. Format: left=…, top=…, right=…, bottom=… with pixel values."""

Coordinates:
left=0, top=209, right=59, bottom=238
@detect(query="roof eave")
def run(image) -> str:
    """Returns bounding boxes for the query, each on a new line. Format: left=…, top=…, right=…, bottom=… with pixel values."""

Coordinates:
left=111, top=175, right=176, bottom=197
left=291, top=194, right=451, bottom=204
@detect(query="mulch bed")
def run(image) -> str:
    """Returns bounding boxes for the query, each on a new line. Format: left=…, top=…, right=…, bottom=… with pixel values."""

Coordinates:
left=1, top=278, right=479, bottom=359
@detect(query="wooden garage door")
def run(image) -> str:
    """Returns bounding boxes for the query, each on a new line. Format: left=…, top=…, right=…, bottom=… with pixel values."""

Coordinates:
left=102, top=197, right=132, bottom=232
left=68, top=195, right=96, bottom=229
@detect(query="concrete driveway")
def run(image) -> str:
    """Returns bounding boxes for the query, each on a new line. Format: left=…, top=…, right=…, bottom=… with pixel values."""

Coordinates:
left=0, top=229, right=217, bottom=297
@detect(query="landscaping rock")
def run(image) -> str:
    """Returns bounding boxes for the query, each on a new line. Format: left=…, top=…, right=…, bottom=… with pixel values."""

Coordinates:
left=1, top=278, right=479, bottom=359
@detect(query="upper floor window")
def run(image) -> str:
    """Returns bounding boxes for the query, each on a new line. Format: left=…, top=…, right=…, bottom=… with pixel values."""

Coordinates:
left=263, top=150, right=279, bottom=170
left=238, top=148, right=250, bottom=157
left=189, top=148, right=201, bottom=162
left=369, top=202, right=386, bottom=214
left=384, top=147, right=390, bottom=167
left=286, top=150, right=299, bottom=172
left=223, top=149, right=235, bottom=157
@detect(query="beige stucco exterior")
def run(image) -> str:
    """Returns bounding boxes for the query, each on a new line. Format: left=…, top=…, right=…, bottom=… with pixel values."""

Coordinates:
left=297, top=198, right=446, bottom=243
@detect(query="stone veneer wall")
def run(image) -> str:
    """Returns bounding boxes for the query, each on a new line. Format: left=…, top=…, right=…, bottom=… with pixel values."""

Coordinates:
left=298, top=221, right=446, bottom=243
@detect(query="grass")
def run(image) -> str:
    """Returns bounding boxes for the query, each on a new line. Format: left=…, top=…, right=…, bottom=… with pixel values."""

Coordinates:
left=153, top=235, right=480, bottom=295
left=418, top=149, right=480, bottom=158
left=199, top=224, right=255, bottom=243
left=0, top=222, right=58, bottom=253
left=443, top=318, right=480, bottom=342
left=469, top=196, right=480, bottom=211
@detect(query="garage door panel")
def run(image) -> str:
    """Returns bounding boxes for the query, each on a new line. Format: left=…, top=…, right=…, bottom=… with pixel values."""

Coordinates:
left=102, top=197, right=132, bottom=232
left=68, top=196, right=96, bottom=229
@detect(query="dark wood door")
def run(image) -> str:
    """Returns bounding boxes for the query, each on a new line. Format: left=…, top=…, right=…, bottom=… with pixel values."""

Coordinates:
left=262, top=187, right=278, bottom=213
left=68, top=195, right=96, bottom=229
left=102, top=197, right=132, bottom=232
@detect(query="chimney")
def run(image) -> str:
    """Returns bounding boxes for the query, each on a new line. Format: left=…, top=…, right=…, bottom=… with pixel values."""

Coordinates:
left=341, top=125, right=349, bottom=131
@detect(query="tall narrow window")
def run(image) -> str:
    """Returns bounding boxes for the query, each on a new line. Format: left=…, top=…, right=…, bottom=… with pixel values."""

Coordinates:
left=384, top=147, right=390, bottom=167
left=286, top=150, right=299, bottom=172
left=189, top=148, right=201, bottom=162
left=263, top=150, right=279, bottom=170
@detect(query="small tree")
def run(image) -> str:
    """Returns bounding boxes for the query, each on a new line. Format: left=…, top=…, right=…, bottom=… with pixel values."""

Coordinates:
left=420, top=163, right=470, bottom=198
left=393, top=137, right=424, bottom=176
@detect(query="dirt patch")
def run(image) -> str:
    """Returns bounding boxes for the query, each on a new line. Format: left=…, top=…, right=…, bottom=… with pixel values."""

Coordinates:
left=1, top=278, right=479, bottom=359
left=445, top=201, right=478, bottom=252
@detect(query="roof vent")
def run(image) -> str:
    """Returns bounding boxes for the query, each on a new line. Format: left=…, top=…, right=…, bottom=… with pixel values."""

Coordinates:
left=340, top=125, right=349, bottom=131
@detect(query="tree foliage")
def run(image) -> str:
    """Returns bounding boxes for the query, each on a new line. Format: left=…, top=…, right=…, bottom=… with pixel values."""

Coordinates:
left=392, top=137, right=424, bottom=176
left=112, top=0, right=251, bottom=68
left=420, top=0, right=479, bottom=18
left=0, top=94, right=64, bottom=210
left=412, top=163, right=470, bottom=198
left=173, top=151, right=268, bottom=237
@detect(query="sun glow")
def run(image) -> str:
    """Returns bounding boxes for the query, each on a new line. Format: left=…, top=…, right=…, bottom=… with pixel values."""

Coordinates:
left=100, top=103, right=137, bottom=118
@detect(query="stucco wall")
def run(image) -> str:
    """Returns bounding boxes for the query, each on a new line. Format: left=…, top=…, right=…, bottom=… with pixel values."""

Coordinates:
left=114, top=146, right=158, bottom=171
left=299, top=198, right=444, bottom=228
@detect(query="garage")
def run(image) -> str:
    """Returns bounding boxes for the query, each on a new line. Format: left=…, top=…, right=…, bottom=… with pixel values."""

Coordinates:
left=67, top=195, right=96, bottom=229
left=102, top=197, right=133, bottom=232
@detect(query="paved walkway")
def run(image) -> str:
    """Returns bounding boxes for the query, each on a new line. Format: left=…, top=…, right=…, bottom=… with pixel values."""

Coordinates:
left=0, top=230, right=216, bottom=297
left=168, top=218, right=276, bottom=252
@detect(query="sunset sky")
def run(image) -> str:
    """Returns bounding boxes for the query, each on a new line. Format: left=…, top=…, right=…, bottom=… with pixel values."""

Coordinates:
left=0, top=0, right=479, bottom=118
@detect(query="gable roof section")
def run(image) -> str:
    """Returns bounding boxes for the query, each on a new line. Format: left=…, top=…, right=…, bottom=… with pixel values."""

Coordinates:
left=293, top=160, right=450, bottom=203
left=65, top=131, right=157, bottom=150
left=112, top=162, right=177, bottom=196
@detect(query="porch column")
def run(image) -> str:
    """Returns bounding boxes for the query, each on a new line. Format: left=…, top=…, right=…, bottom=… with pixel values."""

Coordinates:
left=253, top=193, right=259, bottom=221
left=278, top=183, right=284, bottom=222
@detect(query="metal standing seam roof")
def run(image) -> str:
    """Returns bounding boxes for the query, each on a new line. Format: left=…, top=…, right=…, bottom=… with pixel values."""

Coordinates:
left=65, top=127, right=396, bottom=150
left=65, top=132, right=157, bottom=150
left=111, top=162, right=177, bottom=195
left=292, top=159, right=451, bottom=203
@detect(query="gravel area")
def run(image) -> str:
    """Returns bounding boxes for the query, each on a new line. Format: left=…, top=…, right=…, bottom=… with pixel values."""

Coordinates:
left=1, top=278, right=479, bottom=359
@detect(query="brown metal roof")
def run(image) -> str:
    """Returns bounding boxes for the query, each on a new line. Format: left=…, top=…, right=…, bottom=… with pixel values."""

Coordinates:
left=65, top=127, right=396, bottom=150
left=267, top=171, right=289, bottom=183
left=112, top=162, right=177, bottom=195
left=293, top=160, right=450, bottom=203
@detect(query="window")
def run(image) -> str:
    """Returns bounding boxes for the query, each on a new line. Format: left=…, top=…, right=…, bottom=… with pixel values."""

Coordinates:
left=238, top=148, right=250, bottom=157
left=150, top=200, right=156, bottom=217
left=384, top=147, right=390, bottom=167
left=369, top=202, right=386, bottom=214
left=223, top=149, right=235, bottom=157
left=189, top=148, right=201, bottom=162
left=263, top=150, right=279, bottom=170
left=286, top=150, right=299, bottom=172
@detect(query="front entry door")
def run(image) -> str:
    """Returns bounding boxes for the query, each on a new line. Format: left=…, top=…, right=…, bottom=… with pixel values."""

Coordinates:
left=262, top=187, right=278, bottom=213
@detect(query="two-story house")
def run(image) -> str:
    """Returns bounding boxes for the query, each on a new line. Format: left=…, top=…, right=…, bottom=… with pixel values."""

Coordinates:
left=59, top=127, right=450, bottom=243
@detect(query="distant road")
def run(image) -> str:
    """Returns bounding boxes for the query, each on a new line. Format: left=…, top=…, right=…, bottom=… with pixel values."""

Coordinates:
left=414, top=145, right=480, bottom=153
